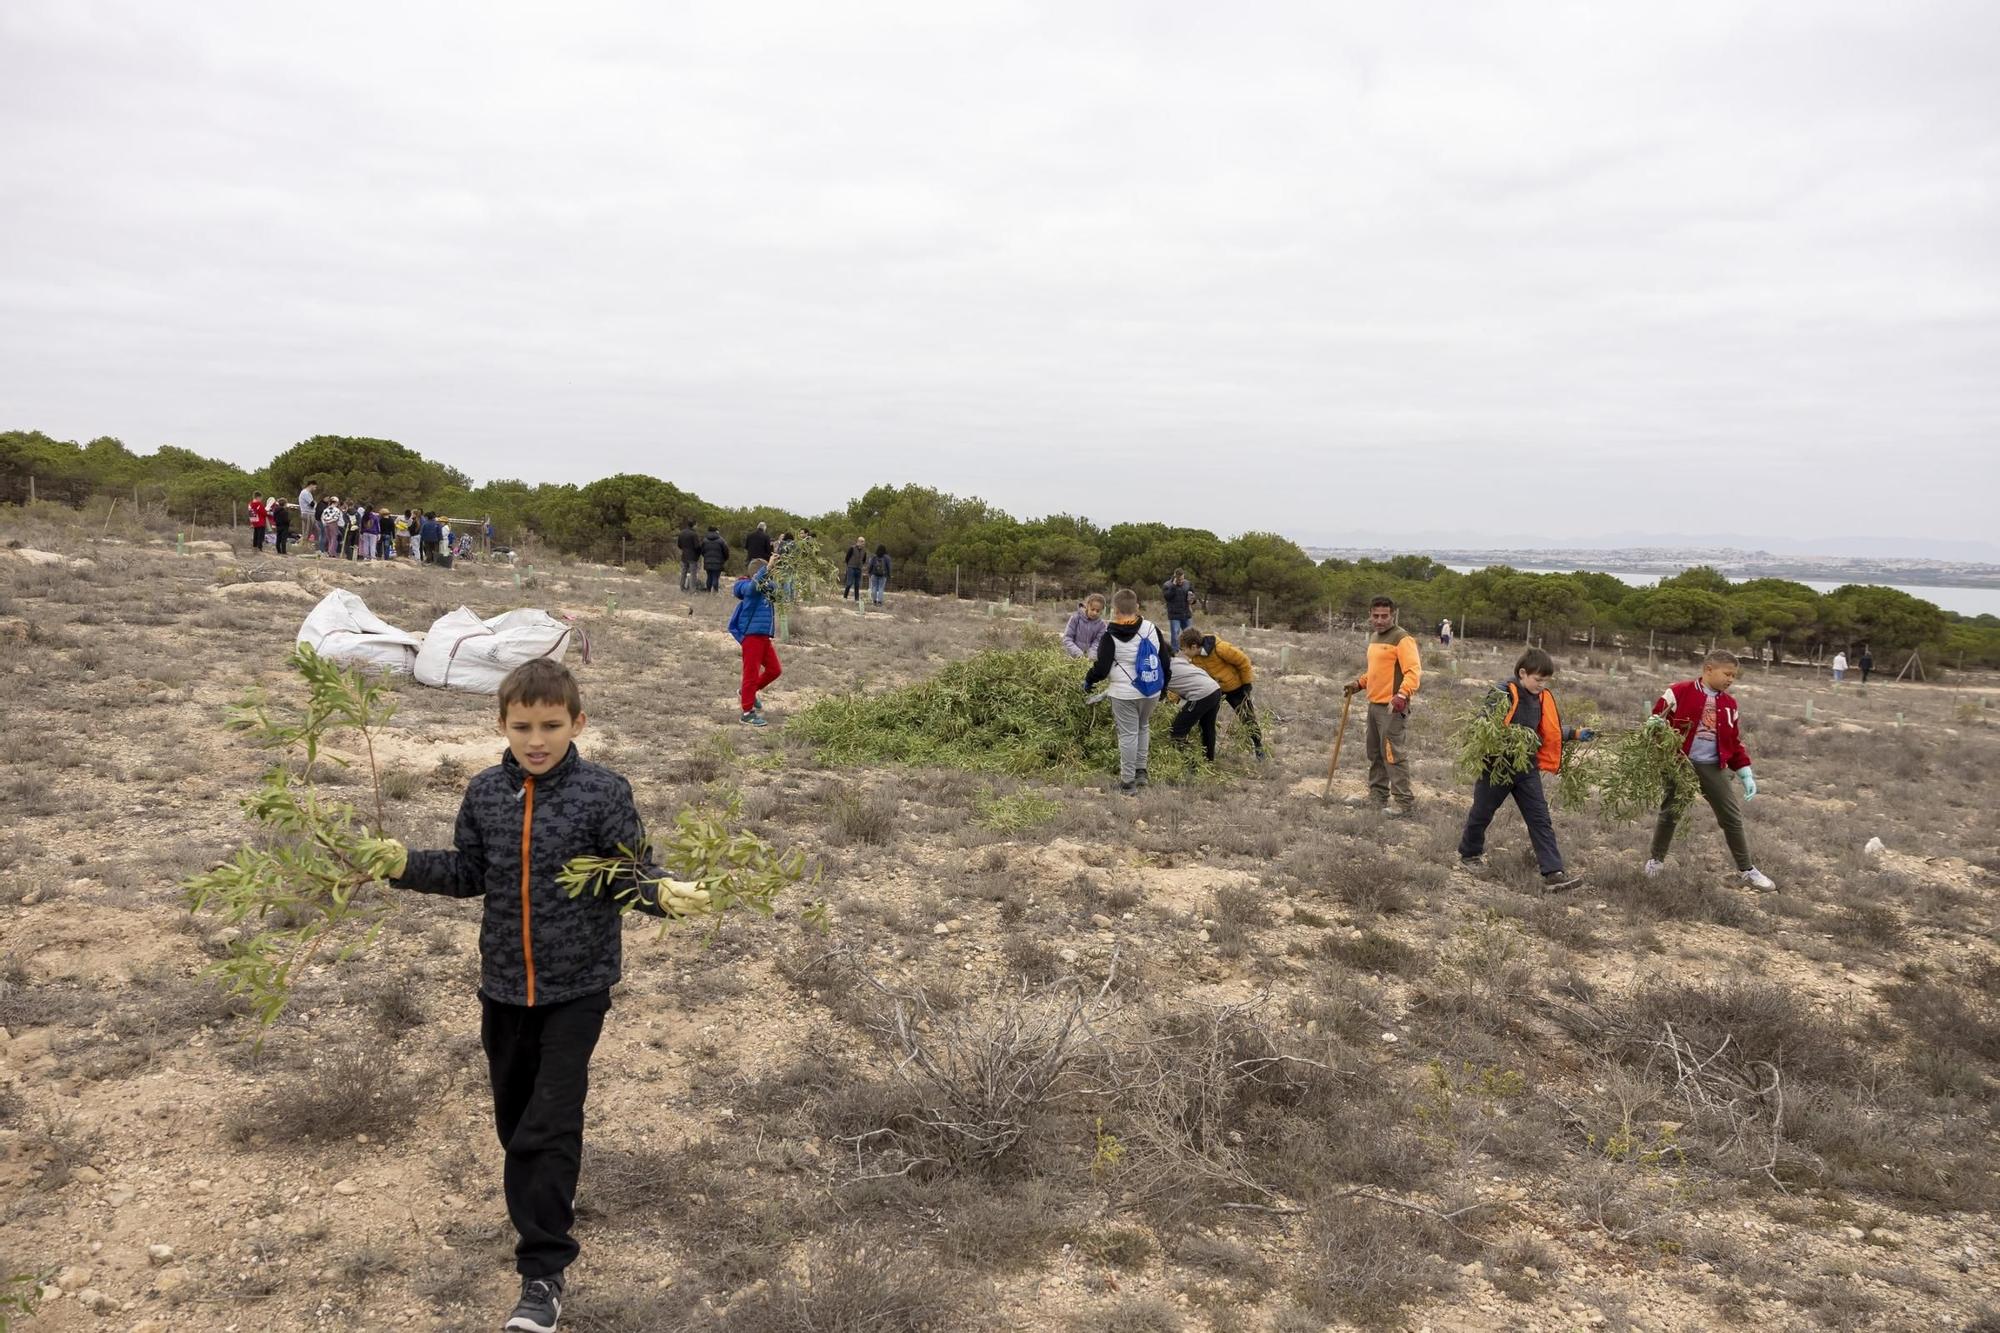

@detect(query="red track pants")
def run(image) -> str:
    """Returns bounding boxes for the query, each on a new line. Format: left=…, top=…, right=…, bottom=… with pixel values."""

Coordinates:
left=740, top=634, right=781, bottom=713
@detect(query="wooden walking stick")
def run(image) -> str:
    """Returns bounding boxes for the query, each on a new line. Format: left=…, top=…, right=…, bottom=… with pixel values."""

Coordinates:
left=1323, top=690, right=1356, bottom=800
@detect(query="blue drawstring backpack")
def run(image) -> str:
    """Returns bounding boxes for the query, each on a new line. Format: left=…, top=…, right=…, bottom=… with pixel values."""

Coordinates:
left=1131, top=627, right=1165, bottom=698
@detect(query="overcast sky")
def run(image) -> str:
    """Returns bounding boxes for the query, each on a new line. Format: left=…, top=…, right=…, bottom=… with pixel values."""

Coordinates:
left=3, top=1, right=1995, bottom=553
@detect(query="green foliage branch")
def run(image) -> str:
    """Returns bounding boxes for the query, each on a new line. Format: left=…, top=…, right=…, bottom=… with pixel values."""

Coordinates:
left=185, top=647, right=820, bottom=1025
left=790, top=636, right=1214, bottom=782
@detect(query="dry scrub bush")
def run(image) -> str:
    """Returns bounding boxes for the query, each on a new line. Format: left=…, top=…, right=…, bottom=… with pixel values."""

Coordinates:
left=827, top=789, right=898, bottom=845
left=21, top=1107, right=101, bottom=1193
left=1535, top=979, right=1998, bottom=1203
left=1087, top=1000, right=1433, bottom=1224
left=1316, top=928, right=1423, bottom=976
left=846, top=982, right=1108, bottom=1178
left=654, top=1236, right=970, bottom=1333
left=225, top=1043, right=425, bottom=1145
left=1069, top=1295, right=1185, bottom=1333
left=1291, top=1194, right=1470, bottom=1327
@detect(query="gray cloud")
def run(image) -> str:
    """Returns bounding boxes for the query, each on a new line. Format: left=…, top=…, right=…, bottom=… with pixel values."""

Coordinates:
left=4, top=0, right=1995, bottom=548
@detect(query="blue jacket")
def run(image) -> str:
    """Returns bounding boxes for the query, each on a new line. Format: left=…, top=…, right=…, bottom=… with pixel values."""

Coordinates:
left=729, top=573, right=777, bottom=642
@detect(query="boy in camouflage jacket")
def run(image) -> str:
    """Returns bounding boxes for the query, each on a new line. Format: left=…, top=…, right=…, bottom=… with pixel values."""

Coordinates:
left=378, top=659, right=673, bottom=1333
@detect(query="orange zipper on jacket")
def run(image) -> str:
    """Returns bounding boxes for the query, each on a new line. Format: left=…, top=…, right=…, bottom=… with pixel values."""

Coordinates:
left=519, top=776, right=537, bottom=1006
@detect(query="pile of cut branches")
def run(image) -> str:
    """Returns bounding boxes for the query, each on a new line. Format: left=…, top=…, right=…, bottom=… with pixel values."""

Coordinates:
left=790, top=637, right=1222, bottom=781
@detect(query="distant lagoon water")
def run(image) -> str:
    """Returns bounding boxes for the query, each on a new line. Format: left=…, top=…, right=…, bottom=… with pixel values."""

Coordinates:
left=1438, top=566, right=2000, bottom=619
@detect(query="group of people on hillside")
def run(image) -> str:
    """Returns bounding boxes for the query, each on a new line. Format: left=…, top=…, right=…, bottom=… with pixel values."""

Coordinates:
left=248, top=481, right=474, bottom=566
left=1062, top=583, right=1267, bottom=789
left=351, top=562, right=1791, bottom=1333
left=1064, top=583, right=1776, bottom=896
left=676, top=520, right=894, bottom=607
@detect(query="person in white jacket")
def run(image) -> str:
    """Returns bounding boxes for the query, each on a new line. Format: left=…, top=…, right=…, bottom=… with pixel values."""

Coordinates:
left=1831, top=651, right=1847, bottom=684
left=1080, top=588, right=1172, bottom=794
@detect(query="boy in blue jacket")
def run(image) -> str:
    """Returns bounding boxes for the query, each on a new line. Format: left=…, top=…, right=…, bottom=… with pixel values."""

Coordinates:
left=376, top=659, right=675, bottom=1332
left=731, top=558, right=781, bottom=726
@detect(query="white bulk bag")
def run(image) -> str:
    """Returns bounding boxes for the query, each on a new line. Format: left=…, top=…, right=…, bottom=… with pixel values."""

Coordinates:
left=296, top=589, right=421, bottom=675
left=415, top=607, right=575, bottom=694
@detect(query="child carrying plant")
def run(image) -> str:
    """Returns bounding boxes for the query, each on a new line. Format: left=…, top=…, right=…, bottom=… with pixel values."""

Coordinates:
left=373, top=659, right=676, bottom=1333
left=1062, top=594, right=1108, bottom=659
left=1643, top=649, right=1776, bottom=889
left=1082, top=588, right=1171, bottom=793
left=1178, top=628, right=1266, bottom=760
left=1457, top=647, right=1594, bottom=892
left=731, top=557, right=781, bottom=726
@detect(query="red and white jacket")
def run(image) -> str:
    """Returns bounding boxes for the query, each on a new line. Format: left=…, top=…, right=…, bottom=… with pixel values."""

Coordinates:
left=1651, top=681, right=1751, bottom=771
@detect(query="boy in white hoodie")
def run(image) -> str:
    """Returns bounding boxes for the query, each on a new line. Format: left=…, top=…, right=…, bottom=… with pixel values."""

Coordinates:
left=1081, top=588, right=1172, bottom=793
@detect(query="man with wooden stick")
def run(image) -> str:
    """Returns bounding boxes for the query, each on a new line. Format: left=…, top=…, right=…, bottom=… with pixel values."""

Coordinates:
left=1345, top=595, right=1422, bottom=816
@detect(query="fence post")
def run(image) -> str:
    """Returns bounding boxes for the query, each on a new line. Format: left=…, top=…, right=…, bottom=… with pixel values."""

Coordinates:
left=954, top=565, right=960, bottom=599
left=1526, top=617, right=1532, bottom=645
left=1255, top=595, right=1261, bottom=630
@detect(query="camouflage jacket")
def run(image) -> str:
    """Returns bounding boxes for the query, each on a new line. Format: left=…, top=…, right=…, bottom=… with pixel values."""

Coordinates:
left=394, top=746, right=666, bottom=1006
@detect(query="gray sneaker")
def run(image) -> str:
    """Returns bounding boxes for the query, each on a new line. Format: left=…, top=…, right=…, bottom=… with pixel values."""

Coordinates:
left=740, top=710, right=768, bottom=728
left=1458, top=855, right=1488, bottom=871
left=505, top=1275, right=564, bottom=1333
left=1542, top=870, right=1586, bottom=893
left=1739, top=867, right=1776, bottom=891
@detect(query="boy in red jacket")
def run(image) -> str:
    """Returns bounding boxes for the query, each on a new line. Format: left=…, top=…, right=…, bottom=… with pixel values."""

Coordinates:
left=1643, top=650, right=1775, bottom=890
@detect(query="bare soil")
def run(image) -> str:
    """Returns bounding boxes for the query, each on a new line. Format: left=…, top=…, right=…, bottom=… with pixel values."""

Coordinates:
left=4, top=515, right=1999, bottom=1333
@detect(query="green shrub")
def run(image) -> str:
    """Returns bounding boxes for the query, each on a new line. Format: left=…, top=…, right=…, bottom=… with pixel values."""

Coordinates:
left=789, top=641, right=1210, bottom=782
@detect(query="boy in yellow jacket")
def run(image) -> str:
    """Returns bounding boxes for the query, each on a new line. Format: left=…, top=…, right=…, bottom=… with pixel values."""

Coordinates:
left=1345, top=596, right=1422, bottom=815
left=1178, top=629, right=1265, bottom=760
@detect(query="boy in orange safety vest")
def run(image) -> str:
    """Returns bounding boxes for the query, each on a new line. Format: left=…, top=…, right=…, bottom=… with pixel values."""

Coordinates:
left=1456, top=647, right=1596, bottom=891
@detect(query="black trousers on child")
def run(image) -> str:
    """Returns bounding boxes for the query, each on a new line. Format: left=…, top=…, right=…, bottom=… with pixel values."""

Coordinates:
left=481, top=989, right=610, bottom=1279
left=1222, top=684, right=1264, bottom=753
left=1171, top=691, right=1222, bottom=759
left=1458, top=771, right=1563, bottom=875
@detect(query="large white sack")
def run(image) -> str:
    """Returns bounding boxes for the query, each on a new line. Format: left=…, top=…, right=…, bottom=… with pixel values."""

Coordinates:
left=296, top=588, right=420, bottom=675
left=415, top=606, right=577, bottom=693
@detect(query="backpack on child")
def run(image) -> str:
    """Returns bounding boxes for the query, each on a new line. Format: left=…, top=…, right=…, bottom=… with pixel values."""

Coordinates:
left=1129, top=624, right=1164, bottom=698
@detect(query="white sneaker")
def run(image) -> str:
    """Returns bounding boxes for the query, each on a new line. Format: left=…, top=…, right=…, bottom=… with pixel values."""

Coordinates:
left=1643, top=859, right=1665, bottom=878
left=1740, top=868, right=1776, bottom=891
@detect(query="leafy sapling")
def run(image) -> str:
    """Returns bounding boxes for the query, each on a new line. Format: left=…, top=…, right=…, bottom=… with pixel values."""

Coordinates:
left=185, top=648, right=820, bottom=1026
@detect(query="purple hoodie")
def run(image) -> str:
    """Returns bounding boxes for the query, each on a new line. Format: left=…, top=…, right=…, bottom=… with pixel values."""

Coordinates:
left=1061, top=606, right=1107, bottom=659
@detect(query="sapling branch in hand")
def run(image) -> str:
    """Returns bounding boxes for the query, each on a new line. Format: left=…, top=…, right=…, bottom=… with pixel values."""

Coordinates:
left=556, top=795, right=827, bottom=933
left=183, top=645, right=403, bottom=1026
left=187, top=650, right=826, bottom=1026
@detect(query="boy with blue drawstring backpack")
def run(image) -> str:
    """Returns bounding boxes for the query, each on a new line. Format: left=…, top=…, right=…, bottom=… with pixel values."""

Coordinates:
left=730, top=559, right=781, bottom=725
left=1082, top=587, right=1171, bottom=793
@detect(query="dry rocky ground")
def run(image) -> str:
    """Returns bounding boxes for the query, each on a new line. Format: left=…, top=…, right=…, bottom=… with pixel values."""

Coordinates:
left=3, top=511, right=2000, bottom=1333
